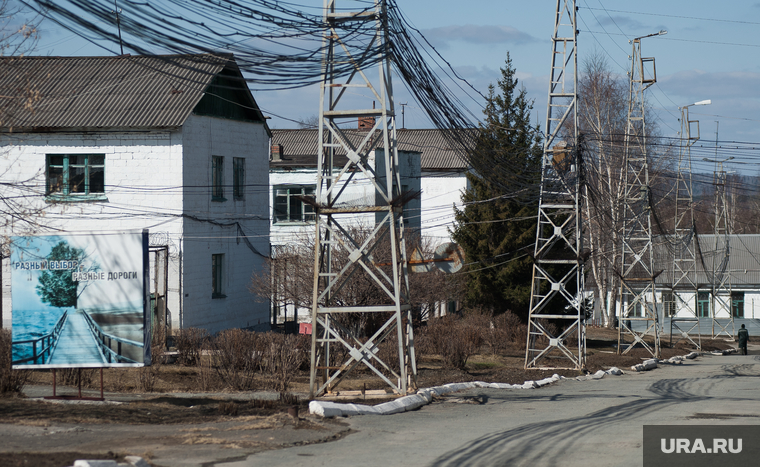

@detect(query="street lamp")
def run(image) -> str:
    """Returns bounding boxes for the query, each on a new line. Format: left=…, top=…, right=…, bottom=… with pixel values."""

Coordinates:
left=630, top=31, right=667, bottom=91
left=635, top=30, right=668, bottom=41
left=680, top=100, right=711, bottom=144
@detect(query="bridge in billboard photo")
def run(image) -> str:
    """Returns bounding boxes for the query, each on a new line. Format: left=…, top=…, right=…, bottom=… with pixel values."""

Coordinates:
left=11, top=309, right=144, bottom=366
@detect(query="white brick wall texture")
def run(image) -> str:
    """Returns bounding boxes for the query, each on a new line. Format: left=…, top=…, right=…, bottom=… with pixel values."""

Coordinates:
left=0, top=115, right=270, bottom=334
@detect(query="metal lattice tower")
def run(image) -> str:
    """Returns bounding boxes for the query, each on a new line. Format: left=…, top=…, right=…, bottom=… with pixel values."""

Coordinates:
left=617, top=33, right=663, bottom=358
left=669, top=104, right=704, bottom=349
left=525, top=0, right=585, bottom=370
left=309, top=0, right=416, bottom=398
left=710, top=153, right=734, bottom=339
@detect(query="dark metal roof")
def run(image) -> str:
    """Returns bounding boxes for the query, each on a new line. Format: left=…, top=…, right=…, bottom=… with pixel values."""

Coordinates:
left=270, top=128, right=470, bottom=171
left=0, top=54, right=267, bottom=131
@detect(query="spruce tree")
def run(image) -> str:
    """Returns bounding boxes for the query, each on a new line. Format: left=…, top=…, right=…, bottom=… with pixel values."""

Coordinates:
left=452, top=53, right=542, bottom=320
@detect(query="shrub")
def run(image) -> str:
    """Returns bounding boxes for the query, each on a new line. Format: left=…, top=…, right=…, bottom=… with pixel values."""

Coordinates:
left=259, top=333, right=308, bottom=392
left=0, top=329, right=30, bottom=396
left=174, top=328, right=208, bottom=366
left=498, top=310, right=528, bottom=350
left=57, top=368, right=96, bottom=387
left=210, top=329, right=261, bottom=390
left=421, top=315, right=482, bottom=370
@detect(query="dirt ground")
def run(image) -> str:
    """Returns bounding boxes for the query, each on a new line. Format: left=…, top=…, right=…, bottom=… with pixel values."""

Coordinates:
left=0, top=327, right=737, bottom=467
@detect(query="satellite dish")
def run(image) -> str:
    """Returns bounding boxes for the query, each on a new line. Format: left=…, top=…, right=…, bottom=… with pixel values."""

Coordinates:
left=409, top=247, right=434, bottom=273
left=433, top=243, right=464, bottom=274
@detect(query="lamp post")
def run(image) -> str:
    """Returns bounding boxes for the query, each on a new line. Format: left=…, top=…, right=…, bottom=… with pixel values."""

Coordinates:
left=618, top=29, right=667, bottom=358
left=670, top=99, right=710, bottom=349
left=679, top=100, right=711, bottom=145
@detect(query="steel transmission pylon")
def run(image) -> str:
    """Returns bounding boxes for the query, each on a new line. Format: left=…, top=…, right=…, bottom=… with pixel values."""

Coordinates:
left=617, top=32, right=665, bottom=358
left=669, top=104, right=705, bottom=349
left=525, top=0, right=585, bottom=370
left=709, top=151, right=734, bottom=339
left=309, top=0, right=416, bottom=399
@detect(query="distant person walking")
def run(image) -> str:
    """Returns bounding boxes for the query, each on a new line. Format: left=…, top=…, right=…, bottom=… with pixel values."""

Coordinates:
left=738, top=324, right=749, bottom=355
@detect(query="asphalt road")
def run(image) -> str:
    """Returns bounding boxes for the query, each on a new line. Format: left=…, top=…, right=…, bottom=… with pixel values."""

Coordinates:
left=222, top=350, right=760, bottom=467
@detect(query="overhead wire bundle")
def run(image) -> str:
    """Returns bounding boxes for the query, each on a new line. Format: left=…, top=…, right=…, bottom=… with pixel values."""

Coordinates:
left=21, top=0, right=381, bottom=89
left=21, top=0, right=549, bottom=201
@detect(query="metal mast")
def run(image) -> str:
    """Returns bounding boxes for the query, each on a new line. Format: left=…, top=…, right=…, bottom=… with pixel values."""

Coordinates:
left=310, top=0, right=416, bottom=398
left=525, top=0, right=584, bottom=370
left=617, top=32, right=664, bottom=358
left=709, top=150, right=734, bottom=338
left=669, top=103, right=707, bottom=349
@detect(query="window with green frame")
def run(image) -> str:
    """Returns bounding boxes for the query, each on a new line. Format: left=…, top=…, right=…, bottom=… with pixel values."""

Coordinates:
left=46, top=154, right=105, bottom=199
left=233, top=157, right=245, bottom=200
left=732, top=292, right=744, bottom=318
left=697, top=292, right=710, bottom=318
left=212, top=253, right=225, bottom=299
left=212, top=156, right=225, bottom=201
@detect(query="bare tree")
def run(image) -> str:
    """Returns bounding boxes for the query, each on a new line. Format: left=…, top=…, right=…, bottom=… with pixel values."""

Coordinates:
left=250, top=226, right=463, bottom=335
left=577, top=54, right=628, bottom=327
left=0, top=0, right=40, bottom=58
left=577, top=53, right=667, bottom=327
left=296, top=115, right=319, bottom=129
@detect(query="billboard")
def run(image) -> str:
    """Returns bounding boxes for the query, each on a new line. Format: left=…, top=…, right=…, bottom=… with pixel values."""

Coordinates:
left=11, top=231, right=150, bottom=368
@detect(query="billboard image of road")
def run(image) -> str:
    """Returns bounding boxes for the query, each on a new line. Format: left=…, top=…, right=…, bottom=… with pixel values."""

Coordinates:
left=11, top=232, right=149, bottom=368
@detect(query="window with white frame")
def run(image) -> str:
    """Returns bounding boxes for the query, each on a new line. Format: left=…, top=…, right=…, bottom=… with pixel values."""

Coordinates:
left=273, top=185, right=315, bottom=223
left=46, top=154, right=105, bottom=199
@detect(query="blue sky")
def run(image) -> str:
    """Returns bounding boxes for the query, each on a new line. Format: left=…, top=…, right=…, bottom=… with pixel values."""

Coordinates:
left=29, top=1, right=760, bottom=174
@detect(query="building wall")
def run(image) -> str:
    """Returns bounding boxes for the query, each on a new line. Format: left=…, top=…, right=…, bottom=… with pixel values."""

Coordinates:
left=268, top=150, right=423, bottom=325
left=0, top=117, right=271, bottom=335
left=269, top=168, right=376, bottom=246
left=0, top=130, right=184, bottom=329
left=419, top=171, right=467, bottom=248
left=180, top=114, right=271, bottom=333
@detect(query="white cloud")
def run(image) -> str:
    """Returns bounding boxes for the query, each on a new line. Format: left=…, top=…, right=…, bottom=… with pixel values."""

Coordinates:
left=420, top=24, right=537, bottom=48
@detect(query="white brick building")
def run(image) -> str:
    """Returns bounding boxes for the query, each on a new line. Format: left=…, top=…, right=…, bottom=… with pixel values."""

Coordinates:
left=0, top=54, right=271, bottom=335
left=268, top=127, right=469, bottom=325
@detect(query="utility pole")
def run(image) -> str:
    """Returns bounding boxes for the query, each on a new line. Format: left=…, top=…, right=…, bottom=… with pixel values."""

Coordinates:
left=617, top=31, right=666, bottom=358
left=525, top=0, right=585, bottom=370
left=705, top=130, right=734, bottom=339
left=670, top=100, right=709, bottom=349
left=310, top=0, right=415, bottom=398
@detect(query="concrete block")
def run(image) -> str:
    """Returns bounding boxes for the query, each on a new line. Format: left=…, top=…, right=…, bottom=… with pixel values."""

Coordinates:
left=416, top=390, right=434, bottom=402
left=535, top=376, right=556, bottom=386
left=73, top=461, right=119, bottom=467
left=124, top=457, right=150, bottom=467
left=440, top=382, right=476, bottom=394
left=374, top=399, right=406, bottom=415
left=309, top=401, right=344, bottom=418
left=631, top=358, right=658, bottom=372
left=388, top=394, right=427, bottom=413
